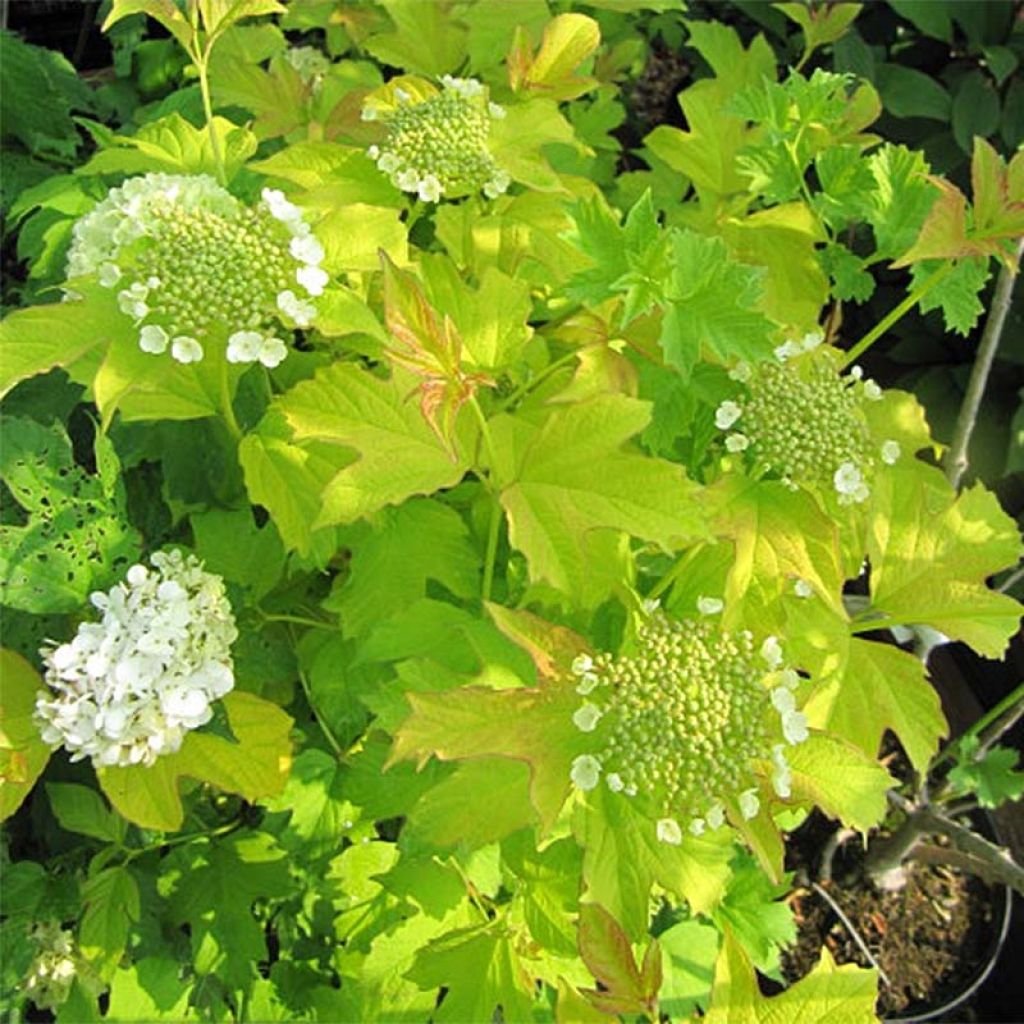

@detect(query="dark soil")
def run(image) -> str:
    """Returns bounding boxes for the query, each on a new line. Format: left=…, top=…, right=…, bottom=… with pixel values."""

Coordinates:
left=781, top=811, right=1005, bottom=1019
left=624, top=45, right=690, bottom=135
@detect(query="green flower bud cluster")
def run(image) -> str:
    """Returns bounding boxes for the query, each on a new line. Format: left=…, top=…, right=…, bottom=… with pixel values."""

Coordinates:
left=133, top=203, right=294, bottom=341
left=65, top=174, right=327, bottom=367
left=364, top=76, right=511, bottom=202
left=717, top=339, right=897, bottom=505
left=569, top=610, right=807, bottom=843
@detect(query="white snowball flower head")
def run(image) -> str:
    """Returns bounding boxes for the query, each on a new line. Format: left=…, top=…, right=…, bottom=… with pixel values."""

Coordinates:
left=35, top=551, right=238, bottom=769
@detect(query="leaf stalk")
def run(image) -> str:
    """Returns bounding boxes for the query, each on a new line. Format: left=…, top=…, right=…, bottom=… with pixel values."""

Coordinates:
left=841, top=262, right=954, bottom=368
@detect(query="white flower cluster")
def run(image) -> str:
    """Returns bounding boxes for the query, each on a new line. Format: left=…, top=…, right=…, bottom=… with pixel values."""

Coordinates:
left=718, top=339, right=900, bottom=506
left=35, top=551, right=237, bottom=768
left=567, top=612, right=809, bottom=847
left=65, top=173, right=328, bottom=368
left=363, top=76, right=511, bottom=202
left=23, top=923, right=82, bottom=1010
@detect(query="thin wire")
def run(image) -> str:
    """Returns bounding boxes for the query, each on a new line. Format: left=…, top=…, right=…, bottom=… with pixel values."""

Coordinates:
left=810, top=881, right=893, bottom=989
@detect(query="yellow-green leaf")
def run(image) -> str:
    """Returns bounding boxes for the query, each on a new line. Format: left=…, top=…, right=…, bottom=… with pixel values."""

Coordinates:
left=705, top=930, right=878, bottom=1024
left=514, top=13, right=601, bottom=101
left=573, top=785, right=733, bottom=939
left=103, top=0, right=195, bottom=52
left=785, top=732, right=893, bottom=833
left=806, top=637, right=947, bottom=774
left=390, top=678, right=586, bottom=833
left=277, top=362, right=471, bottom=528
left=0, top=285, right=124, bottom=400
left=491, top=394, right=707, bottom=597
left=710, top=475, right=845, bottom=631
left=865, top=461, right=1023, bottom=657
left=80, top=866, right=140, bottom=978
left=0, top=649, right=51, bottom=820
left=97, top=691, right=293, bottom=831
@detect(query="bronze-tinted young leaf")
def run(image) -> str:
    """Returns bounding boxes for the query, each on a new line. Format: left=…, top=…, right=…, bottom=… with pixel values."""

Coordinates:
left=389, top=676, right=587, bottom=833
left=485, top=602, right=588, bottom=681
left=509, top=13, right=600, bottom=101
left=380, top=251, right=493, bottom=453
left=578, top=903, right=661, bottom=1017
left=893, top=139, right=1024, bottom=270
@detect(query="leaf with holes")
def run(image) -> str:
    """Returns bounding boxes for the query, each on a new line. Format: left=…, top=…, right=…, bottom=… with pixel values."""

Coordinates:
left=0, top=417, right=139, bottom=614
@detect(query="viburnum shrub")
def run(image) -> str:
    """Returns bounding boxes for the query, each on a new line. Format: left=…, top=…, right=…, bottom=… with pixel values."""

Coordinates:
left=1, top=2, right=1022, bottom=1022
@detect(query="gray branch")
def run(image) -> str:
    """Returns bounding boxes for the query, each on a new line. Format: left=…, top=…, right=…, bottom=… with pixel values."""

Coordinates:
left=945, top=240, right=1024, bottom=491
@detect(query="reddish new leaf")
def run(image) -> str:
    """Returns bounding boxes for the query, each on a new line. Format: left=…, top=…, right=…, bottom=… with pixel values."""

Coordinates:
left=577, top=903, right=660, bottom=1017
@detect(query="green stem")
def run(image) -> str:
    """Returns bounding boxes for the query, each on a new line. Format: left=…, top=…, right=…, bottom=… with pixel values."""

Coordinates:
left=467, top=394, right=499, bottom=475
left=497, top=350, right=580, bottom=412
left=847, top=615, right=919, bottom=635
left=195, top=48, right=227, bottom=187
left=841, top=262, right=954, bottom=368
left=970, top=680, right=1024, bottom=750
left=468, top=394, right=504, bottom=601
left=260, top=612, right=335, bottom=631
left=218, top=361, right=243, bottom=442
left=648, top=544, right=706, bottom=604
left=481, top=497, right=501, bottom=602
left=786, top=137, right=832, bottom=244
left=123, top=818, right=242, bottom=863
left=296, top=657, right=346, bottom=761
left=931, top=680, right=1024, bottom=771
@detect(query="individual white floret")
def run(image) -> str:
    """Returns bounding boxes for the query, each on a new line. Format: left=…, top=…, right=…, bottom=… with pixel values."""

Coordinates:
left=881, top=440, right=900, bottom=464
left=138, top=324, right=169, bottom=355
left=572, top=703, right=602, bottom=732
left=297, top=264, right=329, bottom=297
left=715, top=400, right=742, bottom=430
left=227, top=330, right=264, bottom=363
left=570, top=754, right=601, bottom=791
left=657, top=817, right=683, bottom=844
left=738, top=788, right=760, bottom=820
left=171, top=336, right=203, bottom=364
left=760, top=635, right=783, bottom=668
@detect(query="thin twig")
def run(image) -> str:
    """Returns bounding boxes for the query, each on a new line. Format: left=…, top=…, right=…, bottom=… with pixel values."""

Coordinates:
left=907, top=806, right=1024, bottom=895
left=998, top=562, right=1024, bottom=594
left=945, top=240, right=1024, bottom=490
left=809, top=882, right=892, bottom=989
left=912, top=843, right=1017, bottom=892
left=818, top=827, right=855, bottom=883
